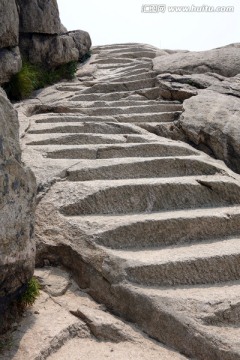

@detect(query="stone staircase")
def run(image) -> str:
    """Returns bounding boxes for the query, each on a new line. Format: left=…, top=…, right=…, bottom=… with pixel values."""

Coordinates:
left=19, top=43, right=240, bottom=360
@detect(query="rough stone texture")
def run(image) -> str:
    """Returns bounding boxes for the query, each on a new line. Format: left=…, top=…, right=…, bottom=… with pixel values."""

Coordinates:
left=179, top=83, right=240, bottom=173
left=0, top=0, right=91, bottom=81
left=19, top=33, right=79, bottom=68
left=0, top=0, right=19, bottom=49
left=153, top=60, right=240, bottom=173
left=0, top=47, right=22, bottom=85
left=153, top=43, right=240, bottom=77
left=0, top=0, right=21, bottom=85
left=68, top=30, right=92, bottom=59
left=0, top=88, right=36, bottom=331
left=16, top=43, right=240, bottom=359
left=0, top=267, right=187, bottom=360
left=17, top=0, right=61, bottom=35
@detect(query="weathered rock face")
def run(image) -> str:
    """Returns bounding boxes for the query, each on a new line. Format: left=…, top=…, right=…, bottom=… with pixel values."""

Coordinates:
left=17, top=0, right=91, bottom=68
left=0, top=47, right=22, bottom=85
left=153, top=43, right=240, bottom=77
left=0, top=0, right=91, bottom=85
left=0, top=88, right=36, bottom=331
left=17, top=0, right=61, bottom=34
left=19, top=34, right=79, bottom=68
left=68, top=30, right=92, bottom=60
left=0, top=0, right=21, bottom=85
left=179, top=78, right=240, bottom=173
left=151, top=44, right=240, bottom=173
left=0, top=0, right=19, bottom=48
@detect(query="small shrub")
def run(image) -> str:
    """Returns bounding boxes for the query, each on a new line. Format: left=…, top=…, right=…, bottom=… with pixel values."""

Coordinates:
left=3, top=62, right=39, bottom=100
left=19, top=277, right=40, bottom=308
left=4, top=61, right=78, bottom=101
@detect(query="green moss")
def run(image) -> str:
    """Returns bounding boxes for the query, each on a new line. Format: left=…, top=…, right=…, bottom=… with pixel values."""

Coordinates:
left=19, top=277, right=40, bottom=308
left=4, top=61, right=78, bottom=101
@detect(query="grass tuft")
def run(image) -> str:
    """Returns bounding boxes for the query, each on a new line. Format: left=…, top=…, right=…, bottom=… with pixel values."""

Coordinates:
left=4, top=61, right=78, bottom=101
left=19, top=277, right=40, bottom=308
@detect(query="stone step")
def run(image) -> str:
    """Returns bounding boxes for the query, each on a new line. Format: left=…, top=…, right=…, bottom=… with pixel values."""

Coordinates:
left=33, top=112, right=181, bottom=124
left=33, top=104, right=182, bottom=117
left=106, top=68, right=156, bottom=78
left=114, top=237, right=240, bottom=286
left=91, top=57, right=139, bottom=65
left=26, top=133, right=157, bottom=146
left=92, top=43, right=154, bottom=50
left=112, top=282, right=240, bottom=360
left=28, top=122, right=143, bottom=135
left=95, top=47, right=157, bottom=55
left=66, top=156, right=222, bottom=181
left=58, top=176, right=240, bottom=216
left=34, top=142, right=198, bottom=159
left=76, top=206, right=240, bottom=249
left=59, top=87, right=160, bottom=100
left=87, top=72, right=157, bottom=84
left=94, top=63, right=153, bottom=71
left=68, top=99, right=164, bottom=107
left=97, top=50, right=157, bottom=59
left=78, top=79, right=156, bottom=93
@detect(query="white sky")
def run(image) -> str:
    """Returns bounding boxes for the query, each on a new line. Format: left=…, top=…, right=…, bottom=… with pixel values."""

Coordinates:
left=58, top=0, right=240, bottom=51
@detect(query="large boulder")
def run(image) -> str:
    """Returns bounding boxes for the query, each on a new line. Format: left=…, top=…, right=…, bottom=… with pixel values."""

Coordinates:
left=0, top=0, right=19, bottom=48
left=0, top=88, right=36, bottom=331
left=153, top=43, right=240, bottom=77
left=0, top=47, right=22, bottom=85
left=152, top=43, right=240, bottom=174
left=0, top=0, right=21, bottom=85
left=68, top=30, right=92, bottom=59
left=179, top=76, right=240, bottom=173
left=17, top=0, right=61, bottom=35
left=19, top=34, right=79, bottom=68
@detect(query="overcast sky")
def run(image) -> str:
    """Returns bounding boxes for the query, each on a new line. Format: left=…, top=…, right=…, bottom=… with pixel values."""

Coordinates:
left=58, top=0, right=240, bottom=51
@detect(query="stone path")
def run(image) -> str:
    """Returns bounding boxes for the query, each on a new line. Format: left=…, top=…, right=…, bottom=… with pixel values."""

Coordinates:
left=16, top=43, right=240, bottom=359
left=1, top=267, right=186, bottom=360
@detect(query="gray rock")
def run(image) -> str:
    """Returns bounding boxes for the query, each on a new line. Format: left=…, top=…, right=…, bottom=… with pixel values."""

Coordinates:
left=17, top=0, right=61, bottom=34
left=179, top=78, right=240, bottom=172
left=0, top=88, right=36, bottom=331
left=153, top=49, right=240, bottom=173
left=1, top=266, right=186, bottom=360
left=19, top=34, right=79, bottom=68
left=16, top=43, right=240, bottom=359
left=60, top=24, right=68, bottom=34
left=0, top=0, right=19, bottom=49
left=153, top=43, right=240, bottom=77
left=68, top=30, right=92, bottom=59
left=0, top=47, right=22, bottom=85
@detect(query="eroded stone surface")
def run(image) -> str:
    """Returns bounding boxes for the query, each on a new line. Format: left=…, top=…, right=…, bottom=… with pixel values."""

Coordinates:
left=0, top=88, right=36, bottom=331
left=0, top=47, right=22, bottom=85
left=154, top=65, right=240, bottom=174
left=17, top=0, right=61, bottom=35
left=0, top=0, right=19, bottom=49
left=179, top=84, right=240, bottom=173
left=19, top=34, right=79, bottom=68
left=0, top=267, right=187, bottom=360
left=68, top=30, right=92, bottom=60
left=153, top=43, right=240, bottom=77
left=17, top=43, right=240, bottom=360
